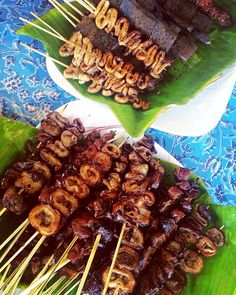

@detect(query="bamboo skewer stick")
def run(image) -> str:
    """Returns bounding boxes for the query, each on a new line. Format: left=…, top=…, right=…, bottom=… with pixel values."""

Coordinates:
left=0, top=218, right=29, bottom=251
left=30, top=12, right=64, bottom=39
left=102, top=223, right=126, bottom=295
left=20, top=258, right=70, bottom=295
left=64, top=280, right=81, bottom=295
left=0, top=208, right=7, bottom=217
left=0, top=221, right=29, bottom=264
left=114, top=287, right=120, bottom=295
left=82, top=0, right=95, bottom=10
left=32, top=236, right=78, bottom=294
left=0, top=231, right=39, bottom=273
left=48, top=0, right=76, bottom=27
left=51, top=0, right=80, bottom=22
left=56, top=273, right=80, bottom=295
left=63, top=0, right=84, bottom=16
left=19, top=17, right=74, bottom=45
left=75, top=0, right=94, bottom=13
left=108, top=131, right=126, bottom=143
left=0, top=265, right=11, bottom=288
left=42, top=276, right=66, bottom=295
left=30, top=248, right=59, bottom=288
left=2, top=236, right=46, bottom=295
left=0, top=258, right=27, bottom=293
left=76, top=234, right=102, bottom=295
left=19, top=42, right=68, bottom=68
left=118, top=137, right=129, bottom=149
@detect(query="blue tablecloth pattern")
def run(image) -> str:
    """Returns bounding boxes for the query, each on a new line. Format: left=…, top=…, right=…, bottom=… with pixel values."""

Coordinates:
left=0, top=0, right=235, bottom=205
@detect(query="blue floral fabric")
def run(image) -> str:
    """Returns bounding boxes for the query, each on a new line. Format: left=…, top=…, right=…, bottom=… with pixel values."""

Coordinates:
left=0, top=0, right=235, bottom=205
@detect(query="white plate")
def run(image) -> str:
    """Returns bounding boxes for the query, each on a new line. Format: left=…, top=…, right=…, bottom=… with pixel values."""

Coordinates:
left=46, top=58, right=236, bottom=136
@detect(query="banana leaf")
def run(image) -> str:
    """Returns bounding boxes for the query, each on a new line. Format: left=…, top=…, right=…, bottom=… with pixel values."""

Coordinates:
left=17, top=1, right=236, bottom=137
left=0, top=116, right=235, bottom=294
left=0, top=116, right=38, bottom=177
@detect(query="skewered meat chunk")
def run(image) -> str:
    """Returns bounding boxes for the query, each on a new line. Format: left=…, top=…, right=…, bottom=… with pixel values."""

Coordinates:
left=122, top=224, right=144, bottom=249
left=191, top=0, right=233, bottom=27
left=93, top=152, right=112, bottom=172
left=71, top=214, right=100, bottom=240
left=41, top=119, right=62, bottom=137
left=180, top=249, right=203, bottom=274
left=116, top=246, right=140, bottom=271
left=15, top=171, right=43, bottom=194
left=46, top=140, right=69, bottom=158
left=174, top=167, right=191, bottom=181
left=77, top=16, right=125, bottom=56
left=72, top=118, right=85, bottom=133
left=168, top=186, right=183, bottom=200
left=103, top=173, right=121, bottom=190
left=113, top=199, right=151, bottom=226
left=51, top=189, right=79, bottom=217
left=46, top=111, right=70, bottom=129
left=64, top=175, right=90, bottom=199
left=40, top=149, right=62, bottom=171
left=102, top=143, right=122, bottom=159
left=29, top=204, right=61, bottom=236
left=119, top=0, right=178, bottom=52
left=122, top=179, right=148, bottom=194
left=102, top=267, right=136, bottom=294
left=196, top=236, right=217, bottom=257
left=197, top=204, right=212, bottom=221
left=2, top=186, right=27, bottom=215
left=172, top=34, right=198, bottom=62
left=206, top=227, right=225, bottom=247
left=80, top=164, right=102, bottom=186
left=165, top=270, right=186, bottom=293
left=60, top=130, right=78, bottom=148
left=68, top=240, right=93, bottom=263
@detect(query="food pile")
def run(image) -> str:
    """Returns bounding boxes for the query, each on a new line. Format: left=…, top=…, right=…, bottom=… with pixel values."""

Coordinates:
left=0, top=112, right=225, bottom=294
left=58, top=0, right=232, bottom=109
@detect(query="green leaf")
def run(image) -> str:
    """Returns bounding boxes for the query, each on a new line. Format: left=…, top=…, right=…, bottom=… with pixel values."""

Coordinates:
left=0, top=117, right=235, bottom=294
left=16, top=1, right=236, bottom=137
left=0, top=117, right=38, bottom=177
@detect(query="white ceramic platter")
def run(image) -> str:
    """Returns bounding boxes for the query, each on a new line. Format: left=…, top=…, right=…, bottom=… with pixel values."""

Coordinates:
left=47, top=58, right=236, bottom=137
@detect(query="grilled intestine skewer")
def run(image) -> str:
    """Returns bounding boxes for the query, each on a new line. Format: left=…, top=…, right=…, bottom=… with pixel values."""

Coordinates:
left=190, top=0, right=233, bottom=27
left=19, top=19, right=150, bottom=110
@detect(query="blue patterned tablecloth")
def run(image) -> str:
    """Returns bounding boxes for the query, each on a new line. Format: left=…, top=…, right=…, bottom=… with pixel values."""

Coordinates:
left=0, top=0, right=235, bottom=205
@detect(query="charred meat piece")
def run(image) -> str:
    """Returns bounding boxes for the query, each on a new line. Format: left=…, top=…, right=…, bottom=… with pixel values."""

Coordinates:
left=113, top=199, right=151, bottom=226
left=122, top=224, right=144, bottom=249
left=77, top=16, right=125, bottom=56
left=115, top=245, right=140, bottom=271
left=29, top=204, right=61, bottom=236
left=2, top=186, right=27, bottom=215
left=172, top=34, right=197, bottom=62
left=15, top=171, right=44, bottom=194
left=93, top=152, right=112, bottom=172
left=64, top=175, right=90, bottom=199
left=46, top=112, right=70, bottom=129
left=180, top=249, right=203, bottom=274
left=174, top=167, right=191, bottom=181
left=51, top=189, right=79, bottom=217
left=119, top=0, right=178, bottom=52
left=102, top=266, right=135, bottom=294
left=40, top=119, right=62, bottom=137
left=206, top=227, right=225, bottom=247
left=40, top=149, right=62, bottom=171
left=165, top=270, right=186, bottom=293
left=80, top=164, right=102, bottom=186
left=191, top=0, right=233, bottom=27
left=71, top=214, right=100, bottom=240
left=196, top=236, right=217, bottom=257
